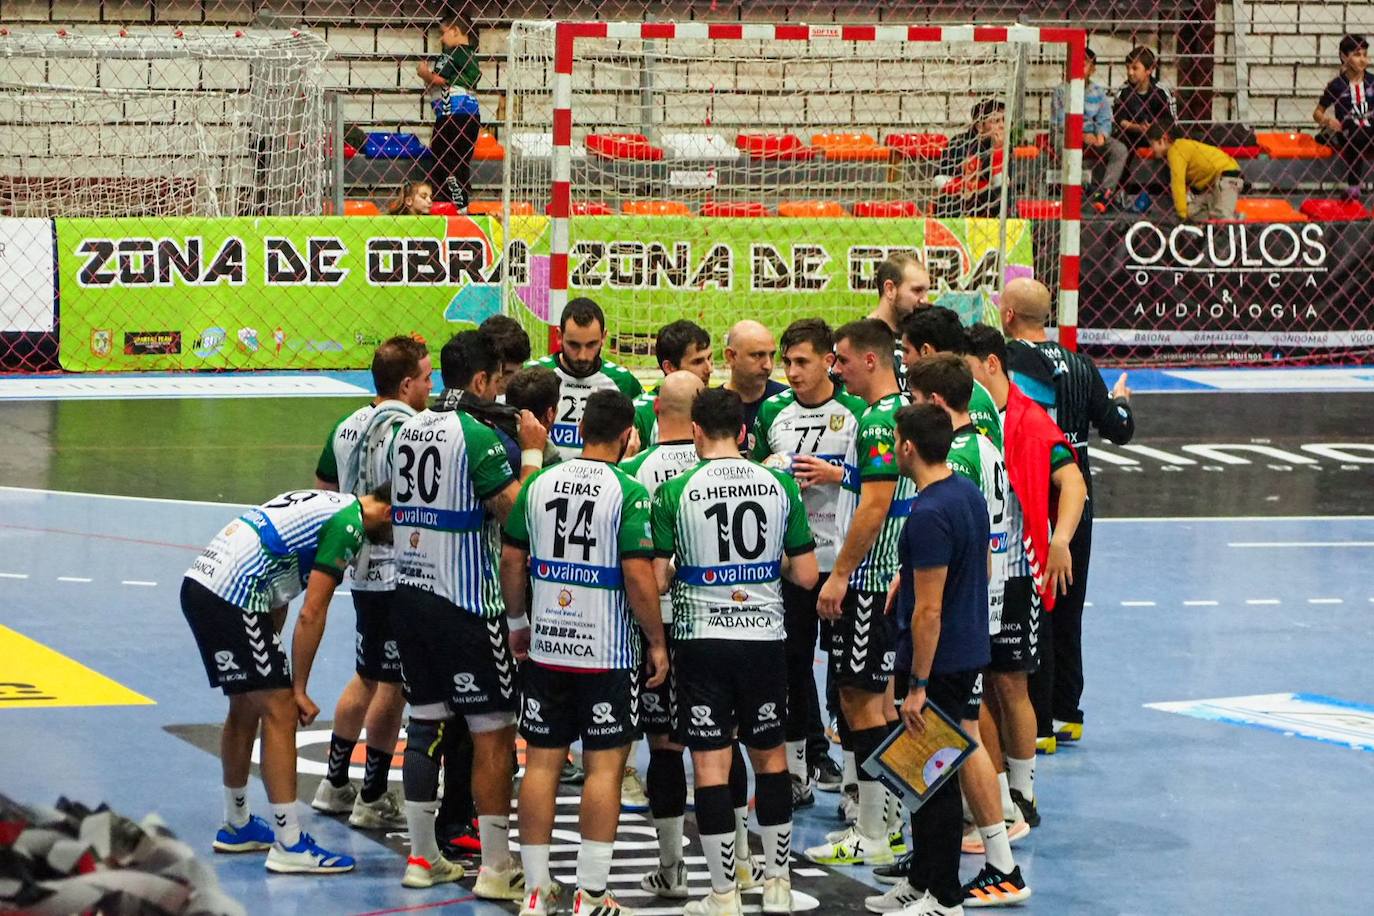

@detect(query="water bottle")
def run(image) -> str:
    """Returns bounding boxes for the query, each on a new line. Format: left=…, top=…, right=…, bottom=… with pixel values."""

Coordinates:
left=1131, top=191, right=1152, bottom=213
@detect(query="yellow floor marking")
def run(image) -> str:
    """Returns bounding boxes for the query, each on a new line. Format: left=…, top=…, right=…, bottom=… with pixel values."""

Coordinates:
left=0, top=624, right=154, bottom=709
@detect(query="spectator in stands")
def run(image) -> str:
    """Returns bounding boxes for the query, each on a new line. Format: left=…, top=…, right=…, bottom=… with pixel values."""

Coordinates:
left=1147, top=123, right=1242, bottom=221
left=1114, top=47, right=1177, bottom=150
left=936, top=99, right=1006, bottom=217
left=386, top=180, right=434, bottom=215
left=417, top=14, right=482, bottom=211
left=1314, top=34, right=1374, bottom=200
left=1053, top=47, right=1130, bottom=211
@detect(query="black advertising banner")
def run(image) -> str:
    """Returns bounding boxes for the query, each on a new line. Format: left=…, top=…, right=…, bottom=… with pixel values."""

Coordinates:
left=1077, top=217, right=1374, bottom=363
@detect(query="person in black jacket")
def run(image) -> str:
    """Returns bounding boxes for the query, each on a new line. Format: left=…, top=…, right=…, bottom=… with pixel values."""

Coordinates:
left=999, top=278, right=1134, bottom=749
left=1114, top=47, right=1177, bottom=150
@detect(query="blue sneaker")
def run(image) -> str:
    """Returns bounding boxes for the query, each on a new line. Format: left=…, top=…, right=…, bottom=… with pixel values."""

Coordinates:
left=213, top=815, right=274, bottom=853
left=265, top=832, right=356, bottom=874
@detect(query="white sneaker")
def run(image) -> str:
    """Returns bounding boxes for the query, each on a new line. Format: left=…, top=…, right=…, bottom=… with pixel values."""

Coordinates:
left=475, top=860, right=527, bottom=900
left=264, top=832, right=355, bottom=874
left=640, top=860, right=689, bottom=898
left=520, top=881, right=566, bottom=916
left=838, top=787, right=859, bottom=824
left=735, top=856, right=765, bottom=890
left=684, top=888, right=743, bottom=916
left=621, top=767, right=650, bottom=812
left=803, top=826, right=895, bottom=866
left=893, top=891, right=964, bottom=915
left=572, top=888, right=634, bottom=914
left=349, top=790, right=406, bottom=830
left=866, top=878, right=926, bottom=913
left=762, top=875, right=792, bottom=914
left=402, top=854, right=465, bottom=888
left=310, top=779, right=357, bottom=814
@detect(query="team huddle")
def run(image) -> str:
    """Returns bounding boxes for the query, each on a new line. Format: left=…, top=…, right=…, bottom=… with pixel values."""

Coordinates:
left=180, top=252, right=1134, bottom=916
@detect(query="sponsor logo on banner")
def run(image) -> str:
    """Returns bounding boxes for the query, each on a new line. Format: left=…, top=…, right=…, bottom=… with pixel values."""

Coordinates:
left=90, top=329, right=112, bottom=358
left=123, top=330, right=181, bottom=355
left=193, top=327, right=226, bottom=358
left=237, top=327, right=259, bottom=353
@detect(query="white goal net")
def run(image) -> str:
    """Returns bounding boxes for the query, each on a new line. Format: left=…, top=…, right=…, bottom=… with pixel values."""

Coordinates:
left=0, top=28, right=330, bottom=218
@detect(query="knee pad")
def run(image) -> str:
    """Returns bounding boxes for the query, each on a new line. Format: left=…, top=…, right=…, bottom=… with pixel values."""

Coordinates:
left=402, top=717, right=446, bottom=801
left=647, top=748, right=687, bottom=819
left=405, top=717, right=446, bottom=763
left=753, top=771, right=791, bottom=827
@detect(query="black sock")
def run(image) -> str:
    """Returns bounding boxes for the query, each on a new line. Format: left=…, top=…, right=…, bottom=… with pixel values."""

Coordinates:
left=361, top=745, right=393, bottom=803
left=729, top=742, right=748, bottom=808
left=647, top=748, right=688, bottom=819
left=326, top=733, right=356, bottom=788
left=851, top=725, right=890, bottom=784
left=753, top=772, right=791, bottom=826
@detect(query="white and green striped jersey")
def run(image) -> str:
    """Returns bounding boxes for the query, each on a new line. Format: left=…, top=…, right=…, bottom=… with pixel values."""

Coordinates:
left=503, top=459, right=654, bottom=669
left=186, top=490, right=364, bottom=614
left=316, top=404, right=371, bottom=487
left=319, top=400, right=416, bottom=592
left=528, top=355, right=643, bottom=460
left=946, top=426, right=1009, bottom=634
left=651, top=458, right=814, bottom=641
left=836, top=393, right=918, bottom=593
left=392, top=408, right=516, bottom=617
left=970, top=380, right=1004, bottom=452
left=751, top=387, right=867, bottom=572
left=631, top=390, right=659, bottom=449
left=621, top=440, right=700, bottom=622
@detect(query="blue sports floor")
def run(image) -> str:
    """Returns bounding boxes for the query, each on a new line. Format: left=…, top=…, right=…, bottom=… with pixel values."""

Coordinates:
left=2, top=483, right=1372, bottom=914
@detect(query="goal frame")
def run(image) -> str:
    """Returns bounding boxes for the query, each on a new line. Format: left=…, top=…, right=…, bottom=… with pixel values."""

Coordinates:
left=535, top=20, right=1086, bottom=350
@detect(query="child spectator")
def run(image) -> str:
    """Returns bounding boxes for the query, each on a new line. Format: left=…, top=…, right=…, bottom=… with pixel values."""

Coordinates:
left=1313, top=33, right=1374, bottom=200
left=935, top=99, right=1007, bottom=217
left=1053, top=47, right=1130, bottom=211
left=386, top=180, right=434, bottom=215
left=1147, top=124, right=1242, bottom=221
left=1114, top=47, right=1177, bottom=150
left=417, top=14, right=481, bottom=211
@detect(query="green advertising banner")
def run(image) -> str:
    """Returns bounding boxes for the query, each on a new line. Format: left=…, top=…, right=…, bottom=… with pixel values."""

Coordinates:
left=56, top=214, right=1033, bottom=371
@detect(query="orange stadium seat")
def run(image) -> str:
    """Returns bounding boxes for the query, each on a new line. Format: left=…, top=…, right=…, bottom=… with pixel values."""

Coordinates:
left=1255, top=132, right=1334, bottom=159
left=586, top=133, right=665, bottom=160
left=885, top=132, right=949, bottom=160
left=1014, top=145, right=1040, bottom=160
left=701, top=201, right=768, bottom=217
left=812, top=132, right=891, bottom=161
left=344, top=200, right=380, bottom=216
left=429, top=202, right=458, bottom=216
left=622, top=200, right=692, bottom=216
left=1234, top=198, right=1309, bottom=222
left=474, top=129, right=505, bottom=161
left=853, top=200, right=921, bottom=218
left=778, top=200, right=847, bottom=218
left=1300, top=198, right=1371, bottom=221
left=1016, top=200, right=1063, bottom=220
left=736, top=133, right=819, bottom=161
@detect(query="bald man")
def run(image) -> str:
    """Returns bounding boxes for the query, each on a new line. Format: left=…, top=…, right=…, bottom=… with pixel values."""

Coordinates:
left=1001, top=278, right=1134, bottom=751
left=621, top=371, right=711, bottom=900
left=724, top=320, right=788, bottom=451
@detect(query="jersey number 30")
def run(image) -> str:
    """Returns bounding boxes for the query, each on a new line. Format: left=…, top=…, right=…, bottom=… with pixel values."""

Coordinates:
left=396, top=445, right=442, bottom=503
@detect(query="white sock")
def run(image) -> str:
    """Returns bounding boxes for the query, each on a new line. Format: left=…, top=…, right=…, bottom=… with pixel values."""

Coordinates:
left=223, top=784, right=250, bottom=828
left=576, top=839, right=615, bottom=895
left=701, top=831, right=737, bottom=894
left=785, top=740, right=808, bottom=782
left=884, top=787, right=903, bottom=832
left=979, top=821, right=1015, bottom=873
left=405, top=800, right=440, bottom=862
left=842, top=750, right=858, bottom=788
left=856, top=781, right=886, bottom=839
left=269, top=802, right=300, bottom=847
left=522, top=843, right=550, bottom=892
left=733, top=806, right=751, bottom=866
left=998, top=772, right=1017, bottom=821
left=626, top=739, right=640, bottom=773
left=479, top=814, right=512, bottom=869
left=1006, top=756, right=1035, bottom=801
left=654, top=815, right=685, bottom=868
left=760, top=820, right=791, bottom=879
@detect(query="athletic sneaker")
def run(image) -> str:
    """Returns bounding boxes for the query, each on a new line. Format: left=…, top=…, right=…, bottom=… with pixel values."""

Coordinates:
left=826, top=717, right=841, bottom=745
left=735, top=857, right=765, bottom=890
left=561, top=756, right=587, bottom=786
left=866, top=878, right=926, bottom=913
left=441, top=820, right=482, bottom=858
left=572, top=887, right=633, bottom=914
left=1053, top=720, right=1083, bottom=743
left=893, top=892, right=964, bottom=915
left=402, top=854, right=465, bottom=888
left=838, top=785, right=859, bottom=823
left=264, top=833, right=355, bottom=874
left=962, top=863, right=1031, bottom=908
left=213, top=814, right=274, bottom=853
left=1034, top=736, right=1057, bottom=755
left=640, top=860, right=689, bottom=898
left=621, top=767, right=650, bottom=813
left=803, top=826, right=894, bottom=866
left=792, top=775, right=815, bottom=809
left=310, top=779, right=357, bottom=815
left=814, top=755, right=843, bottom=792
left=1009, top=790, right=1039, bottom=829
left=520, top=881, right=566, bottom=916
left=762, top=876, right=792, bottom=914
left=475, top=860, right=527, bottom=900
left=888, top=828, right=908, bottom=856
left=684, top=888, right=744, bottom=916
left=873, top=851, right=912, bottom=885
left=349, top=790, right=406, bottom=830
left=961, top=818, right=1030, bottom=855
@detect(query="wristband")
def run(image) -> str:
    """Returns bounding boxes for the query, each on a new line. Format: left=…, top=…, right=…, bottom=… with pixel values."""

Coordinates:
left=508, top=614, right=530, bottom=633
left=911, top=676, right=929, bottom=689
left=521, top=449, right=543, bottom=469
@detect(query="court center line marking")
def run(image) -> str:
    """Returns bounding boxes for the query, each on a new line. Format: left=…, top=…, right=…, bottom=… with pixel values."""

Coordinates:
left=1308, top=598, right=1344, bottom=604
left=121, top=580, right=158, bottom=587
left=1246, top=598, right=1281, bottom=605
left=0, top=572, right=29, bottom=580
left=1121, top=600, right=1157, bottom=607
left=55, top=576, right=92, bottom=583
left=1227, top=541, right=1374, bottom=548
left=1183, top=600, right=1219, bottom=606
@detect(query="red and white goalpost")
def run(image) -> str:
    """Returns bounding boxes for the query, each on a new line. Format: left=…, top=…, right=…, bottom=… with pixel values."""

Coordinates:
left=503, top=21, right=1086, bottom=361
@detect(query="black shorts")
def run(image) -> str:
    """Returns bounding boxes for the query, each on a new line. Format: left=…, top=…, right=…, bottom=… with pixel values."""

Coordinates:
left=830, top=588, right=897, bottom=694
left=963, top=672, right=985, bottom=722
left=673, top=639, right=786, bottom=751
left=639, top=631, right=677, bottom=736
left=180, top=578, right=291, bottom=695
left=519, top=662, right=639, bottom=751
left=392, top=584, right=517, bottom=714
left=989, top=577, right=1041, bottom=674
left=353, top=590, right=403, bottom=683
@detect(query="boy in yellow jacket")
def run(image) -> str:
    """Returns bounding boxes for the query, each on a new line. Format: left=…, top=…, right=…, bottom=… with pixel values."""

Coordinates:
left=1147, top=124, right=1243, bottom=220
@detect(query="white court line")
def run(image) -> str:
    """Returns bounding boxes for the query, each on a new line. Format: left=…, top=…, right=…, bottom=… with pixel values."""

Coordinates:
left=1246, top=598, right=1281, bottom=605
left=1228, top=541, right=1374, bottom=548
left=1308, top=598, right=1344, bottom=605
left=121, top=579, right=158, bottom=587
left=0, top=485, right=243, bottom=509
left=56, top=576, right=92, bottom=583
left=1121, top=600, right=1156, bottom=607
left=1183, top=600, right=1219, bottom=607
left=0, top=572, right=29, bottom=579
